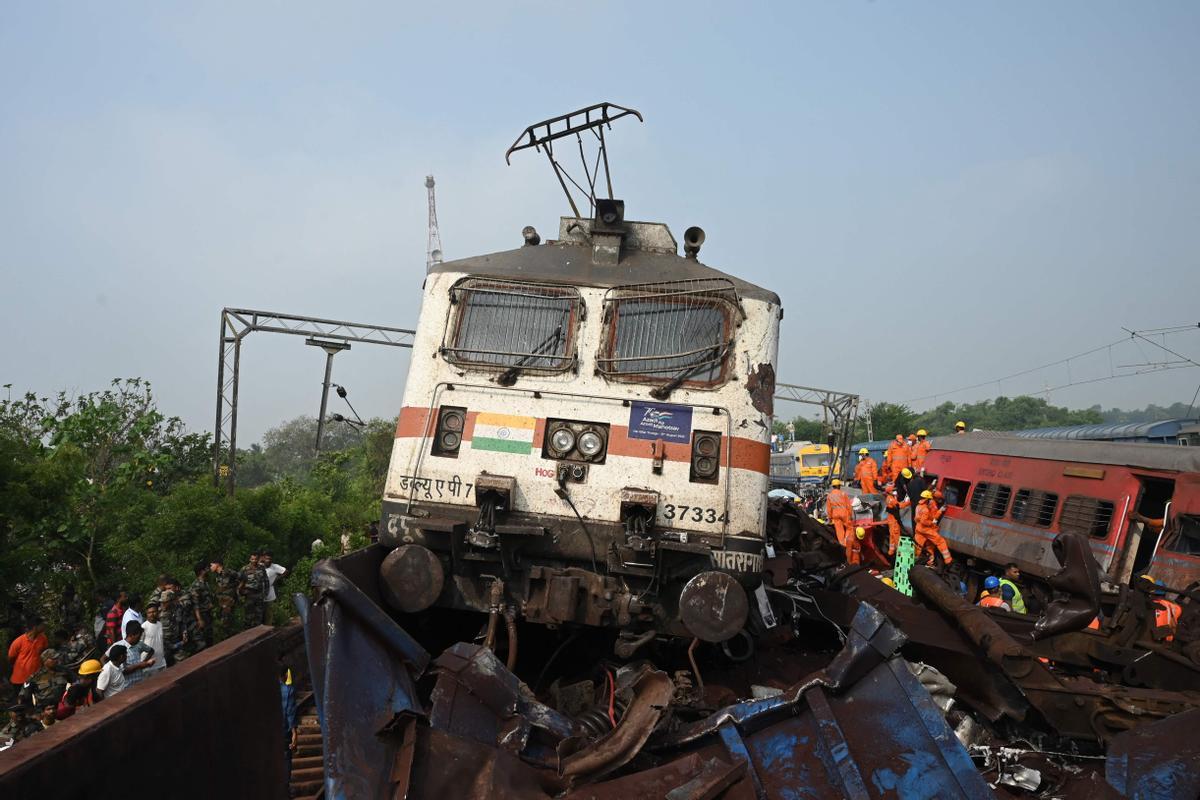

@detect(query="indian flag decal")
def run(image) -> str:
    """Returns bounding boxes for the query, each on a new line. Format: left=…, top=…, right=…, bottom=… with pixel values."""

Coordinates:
left=472, top=412, right=537, bottom=454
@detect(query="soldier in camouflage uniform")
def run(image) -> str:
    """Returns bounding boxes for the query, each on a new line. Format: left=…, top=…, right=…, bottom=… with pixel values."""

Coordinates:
left=59, top=628, right=94, bottom=668
left=238, top=551, right=267, bottom=629
left=1, top=702, right=42, bottom=744
left=210, top=558, right=238, bottom=642
left=18, top=649, right=67, bottom=710
left=187, top=562, right=214, bottom=652
left=146, top=574, right=169, bottom=609
left=159, top=588, right=188, bottom=665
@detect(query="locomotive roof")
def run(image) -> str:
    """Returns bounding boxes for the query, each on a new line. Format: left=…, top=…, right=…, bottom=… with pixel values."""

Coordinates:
left=929, top=433, right=1200, bottom=474
left=430, top=217, right=780, bottom=304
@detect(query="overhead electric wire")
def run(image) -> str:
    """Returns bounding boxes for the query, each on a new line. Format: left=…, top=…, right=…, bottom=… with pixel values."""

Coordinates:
left=901, top=324, right=1200, bottom=406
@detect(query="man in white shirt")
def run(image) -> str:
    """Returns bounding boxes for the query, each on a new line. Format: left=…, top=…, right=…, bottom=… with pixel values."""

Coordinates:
left=121, top=594, right=145, bottom=635
left=105, top=621, right=156, bottom=687
left=260, top=550, right=288, bottom=604
left=96, top=645, right=128, bottom=698
left=140, top=603, right=166, bottom=672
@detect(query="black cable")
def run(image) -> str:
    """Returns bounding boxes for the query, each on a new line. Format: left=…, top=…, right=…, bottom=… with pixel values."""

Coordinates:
left=557, top=479, right=601, bottom=575
left=533, top=631, right=579, bottom=693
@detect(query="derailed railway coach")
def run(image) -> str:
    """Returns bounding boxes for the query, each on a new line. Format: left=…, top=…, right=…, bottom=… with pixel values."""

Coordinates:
left=926, top=434, right=1200, bottom=590
left=378, top=205, right=781, bottom=644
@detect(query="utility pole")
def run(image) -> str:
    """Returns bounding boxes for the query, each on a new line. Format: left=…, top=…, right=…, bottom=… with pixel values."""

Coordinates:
left=306, top=338, right=351, bottom=456
left=426, top=175, right=443, bottom=272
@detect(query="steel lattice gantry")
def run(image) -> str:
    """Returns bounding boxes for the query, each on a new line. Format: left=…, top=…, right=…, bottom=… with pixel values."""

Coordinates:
left=773, top=382, right=861, bottom=484
left=213, top=308, right=415, bottom=494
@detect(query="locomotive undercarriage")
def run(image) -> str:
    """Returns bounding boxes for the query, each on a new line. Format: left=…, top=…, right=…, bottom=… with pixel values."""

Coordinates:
left=380, top=497, right=763, bottom=645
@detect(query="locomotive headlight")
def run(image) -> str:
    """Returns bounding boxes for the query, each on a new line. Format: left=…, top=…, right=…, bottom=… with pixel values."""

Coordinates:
left=577, top=430, right=604, bottom=459
left=550, top=427, right=576, bottom=455
left=432, top=406, right=467, bottom=458
left=690, top=431, right=722, bottom=483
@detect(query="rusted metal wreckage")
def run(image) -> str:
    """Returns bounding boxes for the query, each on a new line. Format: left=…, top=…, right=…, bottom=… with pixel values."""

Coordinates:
left=299, top=546, right=995, bottom=799
left=297, top=507, right=1200, bottom=799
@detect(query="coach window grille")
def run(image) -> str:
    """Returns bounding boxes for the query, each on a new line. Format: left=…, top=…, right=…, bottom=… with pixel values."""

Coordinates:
left=443, top=278, right=581, bottom=377
left=1011, top=488, right=1059, bottom=528
left=970, top=482, right=1012, bottom=518
left=597, top=279, right=742, bottom=396
left=1059, top=495, right=1115, bottom=538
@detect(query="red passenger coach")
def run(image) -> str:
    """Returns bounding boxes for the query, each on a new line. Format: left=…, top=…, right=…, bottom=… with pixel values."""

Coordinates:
left=926, top=435, right=1200, bottom=589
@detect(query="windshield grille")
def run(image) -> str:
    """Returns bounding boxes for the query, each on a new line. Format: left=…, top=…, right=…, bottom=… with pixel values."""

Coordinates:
left=443, top=278, right=580, bottom=371
left=597, top=279, right=741, bottom=383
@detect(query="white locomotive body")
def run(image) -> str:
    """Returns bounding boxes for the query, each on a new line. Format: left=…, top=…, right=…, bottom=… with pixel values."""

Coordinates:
left=379, top=211, right=780, bottom=642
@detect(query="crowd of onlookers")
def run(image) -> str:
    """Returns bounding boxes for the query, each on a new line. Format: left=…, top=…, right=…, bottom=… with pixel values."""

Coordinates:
left=2, top=549, right=288, bottom=748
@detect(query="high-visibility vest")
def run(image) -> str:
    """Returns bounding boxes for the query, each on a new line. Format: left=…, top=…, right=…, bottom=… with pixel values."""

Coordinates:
left=1155, top=599, right=1182, bottom=641
left=979, top=594, right=1006, bottom=609
left=999, top=579, right=1026, bottom=614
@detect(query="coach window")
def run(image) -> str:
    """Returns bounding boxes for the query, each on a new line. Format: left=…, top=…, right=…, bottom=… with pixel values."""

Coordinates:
left=1162, top=515, right=1200, bottom=556
left=969, top=482, right=1012, bottom=518
left=596, top=278, right=743, bottom=396
left=1011, top=489, right=1058, bottom=528
left=941, top=478, right=970, bottom=507
left=443, top=278, right=581, bottom=374
left=1059, top=495, right=1115, bottom=538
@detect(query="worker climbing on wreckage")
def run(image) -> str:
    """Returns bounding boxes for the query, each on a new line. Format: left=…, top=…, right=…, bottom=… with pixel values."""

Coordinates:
left=884, top=483, right=908, bottom=557
left=846, top=526, right=865, bottom=566
left=825, top=479, right=853, bottom=547
left=854, top=447, right=879, bottom=494
left=914, top=490, right=953, bottom=567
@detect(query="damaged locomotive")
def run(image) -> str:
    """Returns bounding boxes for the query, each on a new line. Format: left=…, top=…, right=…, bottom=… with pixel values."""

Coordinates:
left=378, top=104, right=780, bottom=648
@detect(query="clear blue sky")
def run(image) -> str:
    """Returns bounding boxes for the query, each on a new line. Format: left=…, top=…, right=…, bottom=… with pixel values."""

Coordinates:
left=2, top=2, right=1198, bottom=439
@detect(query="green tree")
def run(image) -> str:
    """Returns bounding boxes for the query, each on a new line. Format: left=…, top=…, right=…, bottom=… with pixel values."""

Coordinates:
left=856, top=402, right=918, bottom=442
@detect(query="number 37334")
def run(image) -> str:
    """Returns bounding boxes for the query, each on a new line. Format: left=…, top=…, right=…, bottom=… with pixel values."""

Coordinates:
left=662, top=504, right=729, bottom=524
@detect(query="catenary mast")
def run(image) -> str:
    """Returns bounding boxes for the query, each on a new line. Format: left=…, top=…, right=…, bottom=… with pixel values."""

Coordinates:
left=425, top=175, right=443, bottom=272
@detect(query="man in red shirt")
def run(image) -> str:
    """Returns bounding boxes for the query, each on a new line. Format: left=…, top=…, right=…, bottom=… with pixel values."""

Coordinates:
left=104, top=590, right=129, bottom=647
left=8, top=618, right=48, bottom=691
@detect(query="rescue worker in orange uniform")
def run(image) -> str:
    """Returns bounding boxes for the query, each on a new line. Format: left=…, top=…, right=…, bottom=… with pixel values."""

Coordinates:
left=884, top=485, right=909, bottom=557
left=845, top=526, right=865, bottom=566
left=1141, top=575, right=1182, bottom=642
left=914, top=490, right=953, bottom=566
left=853, top=448, right=879, bottom=495
left=825, top=479, right=853, bottom=546
left=883, top=435, right=910, bottom=482
left=978, top=577, right=1010, bottom=610
left=954, top=421, right=967, bottom=434
left=931, top=489, right=947, bottom=523
left=911, top=429, right=932, bottom=473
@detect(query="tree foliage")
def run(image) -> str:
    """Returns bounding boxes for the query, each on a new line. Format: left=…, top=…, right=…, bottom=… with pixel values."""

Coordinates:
left=772, top=394, right=1113, bottom=445
left=0, top=380, right=390, bottom=634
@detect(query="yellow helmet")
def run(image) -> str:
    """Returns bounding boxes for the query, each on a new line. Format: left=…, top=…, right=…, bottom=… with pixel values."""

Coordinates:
left=916, top=429, right=927, bottom=437
left=858, top=448, right=869, bottom=455
left=900, top=468, right=913, bottom=479
left=881, top=577, right=895, bottom=588
left=830, top=478, right=842, bottom=487
left=1140, top=574, right=1155, bottom=582
left=920, top=490, right=933, bottom=499
left=855, top=526, right=866, bottom=540
left=955, top=421, right=966, bottom=429
left=79, top=659, right=103, bottom=676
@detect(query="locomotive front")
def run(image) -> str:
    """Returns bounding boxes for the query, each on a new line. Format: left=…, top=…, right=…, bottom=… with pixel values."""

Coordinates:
left=378, top=109, right=780, bottom=647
